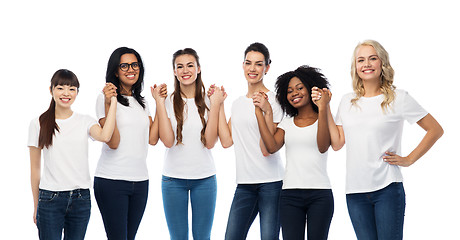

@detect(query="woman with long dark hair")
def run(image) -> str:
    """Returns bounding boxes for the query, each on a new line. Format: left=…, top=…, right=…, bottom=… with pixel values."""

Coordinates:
left=28, top=69, right=117, bottom=239
left=94, top=47, right=161, bottom=240
left=152, top=48, right=224, bottom=239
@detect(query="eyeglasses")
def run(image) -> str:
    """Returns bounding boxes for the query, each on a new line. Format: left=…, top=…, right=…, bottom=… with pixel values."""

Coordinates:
left=119, top=62, right=140, bottom=72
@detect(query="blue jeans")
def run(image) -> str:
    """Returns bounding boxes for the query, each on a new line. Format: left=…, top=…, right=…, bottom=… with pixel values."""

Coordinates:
left=36, top=188, right=91, bottom=240
left=225, top=181, right=282, bottom=240
left=346, top=182, right=406, bottom=240
left=94, top=177, right=149, bottom=240
left=162, top=175, right=217, bottom=240
left=280, top=189, right=334, bottom=240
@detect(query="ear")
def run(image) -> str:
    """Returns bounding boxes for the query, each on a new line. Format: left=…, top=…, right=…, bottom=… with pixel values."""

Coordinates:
left=49, top=86, right=53, bottom=94
left=197, top=65, right=201, bottom=74
left=264, top=64, right=270, bottom=74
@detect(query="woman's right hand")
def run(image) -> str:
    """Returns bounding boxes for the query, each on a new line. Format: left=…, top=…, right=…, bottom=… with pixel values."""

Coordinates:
left=311, top=87, right=331, bottom=110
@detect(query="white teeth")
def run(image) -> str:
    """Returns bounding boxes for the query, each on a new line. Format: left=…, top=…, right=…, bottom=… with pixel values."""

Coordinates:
left=127, top=75, right=135, bottom=77
left=292, top=97, right=301, bottom=103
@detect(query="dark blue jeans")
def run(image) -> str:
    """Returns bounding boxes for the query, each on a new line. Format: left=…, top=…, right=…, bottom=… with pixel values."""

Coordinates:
left=225, top=181, right=282, bottom=240
left=280, top=189, right=334, bottom=240
left=36, top=188, right=91, bottom=240
left=94, top=177, right=148, bottom=240
left=346, top=182, right=406, bottom=240
left=162, top=175, right=217, bottom=240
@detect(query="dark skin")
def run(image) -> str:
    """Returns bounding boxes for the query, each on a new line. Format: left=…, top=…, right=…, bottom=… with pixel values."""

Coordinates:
left=253, top=77, right=331, bottom=154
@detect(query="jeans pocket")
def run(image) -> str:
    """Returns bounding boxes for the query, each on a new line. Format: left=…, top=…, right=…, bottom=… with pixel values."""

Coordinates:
left=78, top=189, right=91, bottom=201
left=38, top=190, right=57, bottom=202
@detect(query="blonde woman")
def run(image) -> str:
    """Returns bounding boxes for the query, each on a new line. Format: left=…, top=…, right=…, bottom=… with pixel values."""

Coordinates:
left=315, top=40, right=443, bottom=240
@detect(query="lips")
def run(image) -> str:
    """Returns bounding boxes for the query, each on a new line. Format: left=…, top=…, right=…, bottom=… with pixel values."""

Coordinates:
left=248, top=73, right=258, bottom=79
left=291, top=96, right=302, bottom=104
left=126, top=74, right=136, bottom=80
left=60, top=98, right=71, bottom=103
left=181, top=75, right=191, bottom=80
left=362, top=69, right=374, bottom=73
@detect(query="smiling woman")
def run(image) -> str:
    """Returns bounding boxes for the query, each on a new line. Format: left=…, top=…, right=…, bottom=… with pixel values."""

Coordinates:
left=28, top=69, right=117, bottom=239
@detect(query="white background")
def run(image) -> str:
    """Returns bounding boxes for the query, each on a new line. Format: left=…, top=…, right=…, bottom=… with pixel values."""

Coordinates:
left=1, top=0, right=458, bottom=239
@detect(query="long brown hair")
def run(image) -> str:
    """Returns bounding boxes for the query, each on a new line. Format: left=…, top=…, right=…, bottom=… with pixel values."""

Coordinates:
left=38, top=69, right=80, bottom=148
left=172, top=48, right=208, bottom=146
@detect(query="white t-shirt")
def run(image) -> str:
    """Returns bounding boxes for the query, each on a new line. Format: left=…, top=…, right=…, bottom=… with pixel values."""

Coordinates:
left=95, top=94, right=150, bottom=181
left=162, top=94, right=216, bottom=179
left=278, top=117, right=331, bottom=189
left=336, top=89, right=428, bottom=194
left=28, top=112, right=97, bottom=191
left=231, top=91, right=284, bottom=184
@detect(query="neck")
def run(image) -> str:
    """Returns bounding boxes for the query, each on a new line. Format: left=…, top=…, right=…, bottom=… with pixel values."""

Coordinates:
left=296, top=105, right=317, bottom=119
left=180, top=83, right=196, bottom=98
left=247, top=81, right=268, bottom=97
left=120, top=83, right=132, bottom=96
left=362, top=78, right=382, bottom=97
left=55, top=106, right=73, bottom=119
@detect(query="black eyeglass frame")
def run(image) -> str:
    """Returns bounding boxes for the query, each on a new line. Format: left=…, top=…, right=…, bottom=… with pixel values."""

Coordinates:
left=119, top=62, right=140, bottom=72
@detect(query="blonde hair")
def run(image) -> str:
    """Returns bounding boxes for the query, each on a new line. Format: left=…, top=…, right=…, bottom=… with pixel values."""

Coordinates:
left=351, top=40, right=396, bottom=111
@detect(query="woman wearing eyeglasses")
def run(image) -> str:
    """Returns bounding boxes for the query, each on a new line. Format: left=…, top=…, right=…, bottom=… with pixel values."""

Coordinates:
left=93, top=47, right=162, bottom=240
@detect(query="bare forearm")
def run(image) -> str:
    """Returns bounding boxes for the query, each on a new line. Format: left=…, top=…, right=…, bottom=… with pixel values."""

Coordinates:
left=204, top=104, right=220, bottom=149
left=317, top=107, right=331, bottom=153
left=256, top=109, right=282, bottom=153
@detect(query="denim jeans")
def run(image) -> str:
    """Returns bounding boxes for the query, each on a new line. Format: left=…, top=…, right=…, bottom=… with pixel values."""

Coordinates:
left=346, top=182, right=406, bottom=240
left=162, top=175, right=217, bottom=240
left=94, top=177, right=149, bottom=240
left=280, top=189, right=334, bottom=240
left=36, top=188, right=91, bottom=240
left=225, top=181, right=282, bottom=240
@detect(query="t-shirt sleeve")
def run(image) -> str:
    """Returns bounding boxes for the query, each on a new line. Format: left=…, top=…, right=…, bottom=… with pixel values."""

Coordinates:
left=335, top=97, right=345, bottom=126
left=277, top=117, right=288, bottom=131
left=269, top=92, right=283, bottom=123
left=84, top=115, right=99, bottom=141
left=144, top=100, right=151, bottom=117
left=401, top=91, right=428, bottom=124
left=165, top=95, right=173, bottom=119
left=27, top=118, right=40, bottom=148
left=96, top=94, right=106, bottom=120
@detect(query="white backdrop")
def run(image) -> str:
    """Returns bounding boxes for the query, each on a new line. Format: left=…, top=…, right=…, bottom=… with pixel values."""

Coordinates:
left=1, top=0, right=458, bottom=239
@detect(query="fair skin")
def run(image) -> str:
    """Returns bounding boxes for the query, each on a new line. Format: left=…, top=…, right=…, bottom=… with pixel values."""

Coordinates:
left=254, top=77, right=331, bottom=155
left=313, top=44, right=444, bottom=167
left=215, top=51, right=276, bottom=156
left=153, top=54, right=223, bottom=149
left=100, top=53, right=161, bottom=149
left=30, top=83, right=117, bottom=224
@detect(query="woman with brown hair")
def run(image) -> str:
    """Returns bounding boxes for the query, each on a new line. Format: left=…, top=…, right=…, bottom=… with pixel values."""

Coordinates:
left=152, top=48, right=225, bottom=239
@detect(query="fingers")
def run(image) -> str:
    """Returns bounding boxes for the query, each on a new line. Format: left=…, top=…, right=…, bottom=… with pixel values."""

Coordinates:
left=151, top=83, right=168, bottom=99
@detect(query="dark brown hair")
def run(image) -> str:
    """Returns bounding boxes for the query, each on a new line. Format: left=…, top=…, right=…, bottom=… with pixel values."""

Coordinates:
left=38, top=69, right=79, bottom=148
left=172, top=48, right=208, bottom=146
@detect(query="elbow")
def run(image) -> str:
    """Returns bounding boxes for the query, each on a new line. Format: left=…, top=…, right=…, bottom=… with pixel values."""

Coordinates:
left=221, top=141, right=233, bottom=149
left=437, top=126, right=444, bottom=139
left=163, top=141, right=174, bottom=148
left=149, top=138, right=159, bottom=146
left=107, top=143, right=119, bottom=150
left=319, top=146, right=329, bottom=154
left=331, top=144, right=343, bottom=151
left=205, top=141, right=216, bottom=150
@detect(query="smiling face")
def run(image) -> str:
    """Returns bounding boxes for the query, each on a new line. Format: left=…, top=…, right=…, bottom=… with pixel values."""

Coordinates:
left=355, top=45, right=382, bottom=83
left=287, top=77, right=309, bottom=108
left=116, top=53, right=139, bottom=94
left=243, top=51, right=270, bottom=84
left=174, top=54, right=200, bottom=86
left=51, top=85, right=78, bottom=109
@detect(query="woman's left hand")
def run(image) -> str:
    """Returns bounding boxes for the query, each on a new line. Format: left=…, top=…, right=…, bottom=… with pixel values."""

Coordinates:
left=383, top=152, right=415, bottom=167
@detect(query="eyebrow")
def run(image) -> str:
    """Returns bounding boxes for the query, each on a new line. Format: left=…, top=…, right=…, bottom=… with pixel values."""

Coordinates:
left=245, top=59, right=264, bottom=63
left=357, top=55, right=379, bottom=59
